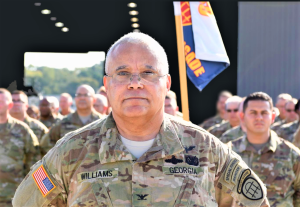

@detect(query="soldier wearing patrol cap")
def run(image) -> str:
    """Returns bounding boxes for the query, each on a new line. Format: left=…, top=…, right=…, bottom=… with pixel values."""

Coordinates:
left=226, top=92, right=300, bottom=206
left=39, top=84, right=103, bottom=155
left=13, top=33, right=268, bottom=207
left=0, top=88, right=40, bottom=206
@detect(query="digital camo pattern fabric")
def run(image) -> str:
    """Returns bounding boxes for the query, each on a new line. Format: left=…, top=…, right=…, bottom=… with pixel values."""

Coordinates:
left=13, top=113, right=268, bottom=207
left=24, top=115, right=49, bottom=142
left=207, top=121, right=232, bottom=138
left=40, top=110, right=103, bottom=155
left=0, top=116, right=40, bottom=206
left=270, top=119, right=286, bottom=132
left=199, top=114, right=224, bottom=130
left=227, top=131, right=300, bottom=206
left=220, top=125, right=245, bottom=144
left=39, top=115, right=62, bottom=129
left=276, top=120, right=300, bottom=142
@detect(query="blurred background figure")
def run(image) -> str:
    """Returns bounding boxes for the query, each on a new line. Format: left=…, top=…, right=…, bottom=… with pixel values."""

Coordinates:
left=97, top=86, right=112, bottom=114
left=93, top=94, right=108, bottom=116
left=274, top=93, right=292, bottom=122
left=9, top=90, right=48, bottom=142
left=208, top=96, right=242, bottom=138
left=59, top=93, right=74, bottom=116
left=27, top=105, right=40, bottom=119
left=164, top=90, right=182, bottom=118
left=199, top=90, right=232, bottom=130
left=39, top=96, right=62, bottom=128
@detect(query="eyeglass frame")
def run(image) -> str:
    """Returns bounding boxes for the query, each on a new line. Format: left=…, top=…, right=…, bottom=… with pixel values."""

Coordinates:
left=75, top=93, right=92, bottom=98
left=226, top=108, right=239, bottom=113
left=105, top=71, right=168, bottom=84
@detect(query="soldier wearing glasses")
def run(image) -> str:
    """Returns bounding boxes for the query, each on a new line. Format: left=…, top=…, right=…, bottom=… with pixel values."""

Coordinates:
left=39, top=84, right=103, bottom=155
left=208, top=96, right=243, bottom=138
left=13, top=33, right=268, bottom=207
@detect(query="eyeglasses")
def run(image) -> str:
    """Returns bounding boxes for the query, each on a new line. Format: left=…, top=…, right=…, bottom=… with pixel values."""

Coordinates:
left=227, top=109, right=238, bottom=113
left=105, top=71, right=168, bottom=84
left=286, top=109, right=295, bottom=113
left=75, top=93, right=92, bottom=98
left=12, top=99, right=25, bottom=104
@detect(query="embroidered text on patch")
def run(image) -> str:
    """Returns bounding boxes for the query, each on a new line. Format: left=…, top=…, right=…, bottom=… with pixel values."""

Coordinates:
left=32, top=165, right=56, bottom=197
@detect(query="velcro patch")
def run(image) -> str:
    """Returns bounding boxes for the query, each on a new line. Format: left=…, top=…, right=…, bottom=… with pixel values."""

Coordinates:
left=241, top=177, right=263, bottom=200
left=163, top=165, right=203, bottom=175
left=77, top=168, right=118, bottom=182
left=237, top=169, right=251, bottom=194
left=224, top=158, right=239, bottom=184
left=32, top=165, right=56, bottom=197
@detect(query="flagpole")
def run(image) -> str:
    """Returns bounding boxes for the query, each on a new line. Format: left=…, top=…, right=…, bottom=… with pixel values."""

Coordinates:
left=175, top=14, right=190, bottom=121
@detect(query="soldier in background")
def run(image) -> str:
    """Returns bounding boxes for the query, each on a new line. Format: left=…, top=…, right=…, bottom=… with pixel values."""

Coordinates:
left=208, top=96, right=242, bottom=138
left=9, top=90, right=48, bottom=142
left=273, top=93, right=292, bottom=123
left=220, top=98, right=246, bottom=143
left=164, top=90, right=183, bottom=118
left=39, top=96, right=62, bottom=128
left=226, top=92, right=300, bottom=206
left=271, top=99, right=299, bottom=132
left=13, top=32, right=268, bottom=207
left=59, top=93, right=74, bottom=116
left=93, top=94, right=109, bottom=116
left=27, top=105, right=40, bottom=119
left=40, top=84, right=103, bottom=154
left=199, top=90, right=232, bottom=130
left=97, top=85, right=112, bottom=114
left=276, top=99, right=300, bottom=142
left=0, top=88, right=40, bottom=206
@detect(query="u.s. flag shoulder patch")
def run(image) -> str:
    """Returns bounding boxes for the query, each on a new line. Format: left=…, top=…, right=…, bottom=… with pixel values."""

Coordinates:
left=32, top=165, right=56, bottom=197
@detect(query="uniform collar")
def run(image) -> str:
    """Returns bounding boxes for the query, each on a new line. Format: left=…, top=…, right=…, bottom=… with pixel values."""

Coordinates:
left=99, top=113, right=184, bottom=164
left=237, top=130, right=278, bottom=154
left=72, top=110, right=100, bottom=126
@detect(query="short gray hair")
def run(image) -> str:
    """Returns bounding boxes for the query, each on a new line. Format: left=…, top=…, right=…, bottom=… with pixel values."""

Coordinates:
left=105, top=32, right=169, bottom=74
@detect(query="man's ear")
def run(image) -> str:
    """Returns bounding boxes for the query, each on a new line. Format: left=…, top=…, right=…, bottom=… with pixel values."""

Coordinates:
left=271, top=110, right=276, bottom=124
left=239, top=112, right=245, bottom=123
left=8, top=102, right=13, bottom=110
left=166, top=74, right=171, bottom=91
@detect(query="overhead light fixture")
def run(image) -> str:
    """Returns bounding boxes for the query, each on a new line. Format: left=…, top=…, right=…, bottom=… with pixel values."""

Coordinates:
left=128, top=3, right=137, bottom=8
left=133, top=29, right=140, bottom=33
left=131, top=17, right=138, bottom=22
left=34, top=3, right=41, bottom=6
left=62, top=27, right=69, bottom=32
left=129, top=10, right=138, bottom=15
left=50, top=17, right=57, bottom=21
left=132, top=23, right=139, bottom=28
left=41, top=9, right=51, bottom=14
left=55, top=22, right=64, bottom=27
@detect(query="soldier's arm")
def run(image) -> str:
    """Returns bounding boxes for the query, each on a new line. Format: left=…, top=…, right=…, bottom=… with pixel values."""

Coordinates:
left=293, top=154, right=300, bottom=205
left=13, top=146, right=67, bottom=206
left=293, top=125, right=300, bottom=149
left=24, top=129, right=41, bottom=173
left=214, top=140, right=269, bottom=207
left=40, top=123, right=61, bottom=155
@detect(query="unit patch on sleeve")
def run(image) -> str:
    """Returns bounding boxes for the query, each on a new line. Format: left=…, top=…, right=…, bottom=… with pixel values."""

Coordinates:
left=231, top=164, right=243, bottom=185
left=224, top=158, right=239, bottom=184
left=237, top=169, right=251, bottom=194
left=32, top=165, right=56, bottom=197
left=77, top=168, right=118, bottom=182
left=241, top=177, right=263, bottom=200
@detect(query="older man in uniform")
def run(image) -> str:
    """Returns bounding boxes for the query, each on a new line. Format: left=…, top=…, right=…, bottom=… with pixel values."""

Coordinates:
left=39, top=96, right=62, bottom=128
left=208, top=96, right=242, bottom=138
left=13, top=33, right=268, bottom=207
left=0, top=88, right=40, bottom=206
left=273, top=93, right=292, bottom=123
left=226, top=92, right=300, bottom=206
left=40, top=84, right=103, bottom=155
left=59, top=93, right=74, bottom=116
left=93, top=93, right=109, bottom=116
left=9, top=90, right=48, bottom=142
left=199, top=90, right=232, bottom=130
left=164, top=90, right=183, bottom=118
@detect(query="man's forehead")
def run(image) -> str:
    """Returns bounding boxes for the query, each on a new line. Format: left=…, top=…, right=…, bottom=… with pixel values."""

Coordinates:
left=247, top=100, right=271, bottom=110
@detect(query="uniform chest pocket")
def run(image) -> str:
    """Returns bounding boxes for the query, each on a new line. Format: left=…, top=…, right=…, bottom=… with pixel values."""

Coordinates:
left=92, top=179, right=113, bottom=207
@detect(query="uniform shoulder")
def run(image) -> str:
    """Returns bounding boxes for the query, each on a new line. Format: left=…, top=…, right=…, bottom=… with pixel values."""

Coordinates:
left=277, top=137, right=300, bottom=157
left=26, top=116, right=48, bottom=129
left=280, top=120, right=298, bottom=129
left=9, top=116, right=31, bottom=130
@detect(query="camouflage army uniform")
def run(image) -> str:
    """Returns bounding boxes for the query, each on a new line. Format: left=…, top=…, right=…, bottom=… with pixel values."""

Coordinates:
left=13, top=114, right=269, bottom=207
left=270, top=119, right=286, bottom=132
left=227, top=131, right=300, bottom=206
left=207, top=121, right=232, bottom=138
left=40, top=110, right=102, bottom=155
left=220, top=125, right=245, bottom=143
left=40, top=115, right=62, bottom=129
left=0, top=116, right=40, bottom=206
left=274, top=115, right=282, bottom=123
left=199, top=114, right=224, bottom=130
left=292, top=125, right=300, bottom=149
left=276, top=120, right=300, bottom=142
left=24, top=115, right=49, bottom=142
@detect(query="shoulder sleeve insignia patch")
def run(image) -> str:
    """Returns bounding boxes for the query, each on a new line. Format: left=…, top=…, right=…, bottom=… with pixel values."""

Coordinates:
left=224, top=158, right=239, bottom=184
left=237, top=169, right=251, bottom=194
left=231, top=164, right=243, bottom=185
left=32, top=165, right=56, bottom=197
left=241, top=177, right=263, bottom=200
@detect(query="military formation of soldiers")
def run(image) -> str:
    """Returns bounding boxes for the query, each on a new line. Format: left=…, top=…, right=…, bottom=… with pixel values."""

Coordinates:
left=0, top=32, right=298, bottom=206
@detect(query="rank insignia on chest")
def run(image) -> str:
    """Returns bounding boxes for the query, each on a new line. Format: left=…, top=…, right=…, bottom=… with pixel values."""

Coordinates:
left=185, top=155, right=199, bottom=166
left=165, top=155, right=184, bottom=164
left=32, top=165, right=56, bottom=197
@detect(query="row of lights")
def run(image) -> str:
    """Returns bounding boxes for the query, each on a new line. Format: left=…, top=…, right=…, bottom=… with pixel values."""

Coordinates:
left=35, top=3, right=69, bottom=32
left=128, top=2, right=139, bottom=32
